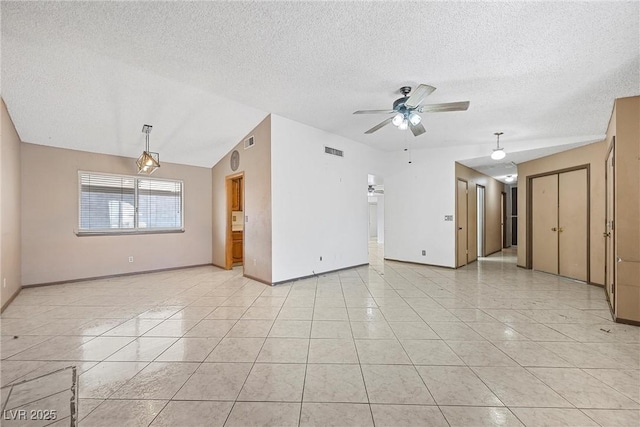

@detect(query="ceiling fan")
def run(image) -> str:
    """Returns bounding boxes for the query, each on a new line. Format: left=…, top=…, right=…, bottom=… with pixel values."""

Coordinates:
left=368, top=185, right=384, bottom=195
left=354, top=85, right=470, bottom=137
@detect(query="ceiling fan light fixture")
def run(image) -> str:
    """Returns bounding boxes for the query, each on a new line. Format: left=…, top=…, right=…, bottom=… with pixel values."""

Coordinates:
left=398, top=119, right=409, bottom=130
left=392, top=113, right=404, bottom=127
left=490, top=132, right=505, bottom=161
left=408, top=112, right=421, bottom=126
left=137, top=124, right=160, bottom=174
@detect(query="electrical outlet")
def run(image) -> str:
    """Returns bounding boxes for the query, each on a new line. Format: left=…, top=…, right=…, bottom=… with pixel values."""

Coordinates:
left=320, top=256, right=323, bottom=261
left=128, top=256, right=134, bottom=263
left=421, top=250, right=426, bottom=256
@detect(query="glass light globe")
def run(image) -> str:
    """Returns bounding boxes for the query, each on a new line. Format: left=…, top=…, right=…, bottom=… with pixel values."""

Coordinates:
left=408, top=112, right=421, bottom=126
left=399, top=119, right=409, bottom=130
left=392, top=113, right=404, bottom=127
left=491, top=149, right=506, bottom=160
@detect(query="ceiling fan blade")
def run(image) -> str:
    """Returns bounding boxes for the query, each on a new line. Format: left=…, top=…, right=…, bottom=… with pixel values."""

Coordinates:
left=353, top=110, right=396, bottom=114
left=418, top=101, right=470, bottom=113
left=404, top=84, right=436, bottom=108
left=365, top=117, right=393, bottom=134
left=410, top=122, right=426, bottom=137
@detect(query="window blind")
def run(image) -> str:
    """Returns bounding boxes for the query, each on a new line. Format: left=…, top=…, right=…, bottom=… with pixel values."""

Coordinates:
left=78, top=172, right=183, bottom=233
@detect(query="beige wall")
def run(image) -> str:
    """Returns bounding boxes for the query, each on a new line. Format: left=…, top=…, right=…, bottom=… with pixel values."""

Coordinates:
left=212, top=115, right=271, bottom=283
left=608, top=96, right=640, bottom=322
left=517, top=141, right=606, bottom=285
left=455, top=163, right=507, bottom=263
left=1, top=99, right=22, bottom=309
left=21, top=143, right=212, bottom=285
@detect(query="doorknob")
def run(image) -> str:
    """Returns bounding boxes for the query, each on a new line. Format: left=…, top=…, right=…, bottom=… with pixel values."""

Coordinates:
left=551, top=227, right=557, bottom=232
left=558, top=227, right=564, bottom=232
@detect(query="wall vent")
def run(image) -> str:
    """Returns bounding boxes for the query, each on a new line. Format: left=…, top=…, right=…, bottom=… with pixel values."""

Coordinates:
left=324, top=146, right=344, bottom=157
left=244, top=136, right=255, bottom=149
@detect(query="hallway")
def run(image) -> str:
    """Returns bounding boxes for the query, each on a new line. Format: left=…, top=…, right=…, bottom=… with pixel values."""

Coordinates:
left=1, top=246, right=639, bottom=426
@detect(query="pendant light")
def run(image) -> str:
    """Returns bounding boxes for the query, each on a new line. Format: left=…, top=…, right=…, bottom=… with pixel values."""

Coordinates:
left=136, top=124, right=160, bottom=174
left=491, top=132, right=505, bottom=160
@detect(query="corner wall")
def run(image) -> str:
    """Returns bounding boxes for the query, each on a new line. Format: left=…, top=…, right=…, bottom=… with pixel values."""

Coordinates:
left=517, top=141, right=606, bottom=284
left=211, top=115, right=272, bottom=283
left=455, top=162, right=507, bottom=262
left=270, top=115, right=383, bottom=283
left=384, top=147, right=457, bottom=267
left=609, top=96, right=640, bottom=322
left=21, top=143, right=212, bottom=285
left=1, top=99, right=22, bottom=309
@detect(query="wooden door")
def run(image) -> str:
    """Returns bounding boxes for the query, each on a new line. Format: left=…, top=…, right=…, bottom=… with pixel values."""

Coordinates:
left=457, top=179, right=468, bottom=267
left=225, top=174, right=244, bottom=269
left=605, top=143, right=615, bottom=306
left=532, top=174, right=559, bottom=274
left=558, top=169, right=587, bottom=281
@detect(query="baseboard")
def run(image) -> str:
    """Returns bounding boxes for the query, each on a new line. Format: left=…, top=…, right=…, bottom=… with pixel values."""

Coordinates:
left=272, top=263, right=369, bottom=286
left=586, top=281, right=605, bottom=288
left=244, top=273, right=272, bottom=286
left=1, top=287, right=22, bottom=313
left=484, top=249, right=503, bottom=257
left=22, top=263, right=215, bottom=288
left=615, top=316, right=640, bottom=327
left=384, top=258, right=455, bottom=270
left=211, top=262, right=228, bottom=270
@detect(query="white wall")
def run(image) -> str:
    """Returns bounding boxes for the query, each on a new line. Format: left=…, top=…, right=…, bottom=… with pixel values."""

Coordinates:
left=384, top=147, right=457, bottom=267
left=271, top=115, right=384, bottom=283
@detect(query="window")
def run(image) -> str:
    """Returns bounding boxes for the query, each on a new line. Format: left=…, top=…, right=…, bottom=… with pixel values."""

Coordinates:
left=78, top=171, right=183, bottom=234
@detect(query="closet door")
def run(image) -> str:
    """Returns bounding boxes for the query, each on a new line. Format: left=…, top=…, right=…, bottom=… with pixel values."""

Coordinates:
left=605, top=145, right=615, bottom=306
left=532, top=174, right=559, bottom=275
left=558, top=169, right=588, bottom=281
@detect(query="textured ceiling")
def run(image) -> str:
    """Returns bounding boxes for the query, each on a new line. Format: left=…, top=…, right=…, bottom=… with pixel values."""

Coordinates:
left=2, top=1, right=639, bottom=171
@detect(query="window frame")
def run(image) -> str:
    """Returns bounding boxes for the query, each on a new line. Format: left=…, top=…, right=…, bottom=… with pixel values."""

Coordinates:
left=77, top=170, right=184, bottom=236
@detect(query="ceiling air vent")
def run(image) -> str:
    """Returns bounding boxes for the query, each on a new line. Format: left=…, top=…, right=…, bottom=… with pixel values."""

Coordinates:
left=324, top=146, right=344, bottom=157
left=244, top=136, right=255, bottom=150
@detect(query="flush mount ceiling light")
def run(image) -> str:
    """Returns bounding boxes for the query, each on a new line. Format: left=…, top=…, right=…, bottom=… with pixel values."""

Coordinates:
left=491, top=132, right=506, bottom=160
left=505, top=175, right=515, bottom=183
left=136, top=124, right=160, bottom=175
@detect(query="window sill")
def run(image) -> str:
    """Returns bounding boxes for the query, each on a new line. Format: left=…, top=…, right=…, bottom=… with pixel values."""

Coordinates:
left=76, top=229, right=185, bottom=237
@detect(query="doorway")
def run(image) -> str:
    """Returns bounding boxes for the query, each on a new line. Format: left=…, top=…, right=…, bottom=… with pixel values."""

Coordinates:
left=368, top=203, right=378, bottom=240
left=225, top=173, right=244, bottom=269
left=477, top=185, right=486, bottom=257
left=367, top=174, right=385, bottom=245
left=501, top=191, right=507, bottom=248
left=456, top=179, right=468, bottom=267
left=529, top=166, right=589, bottom=282
left=605, top=139, right=615, bottom=308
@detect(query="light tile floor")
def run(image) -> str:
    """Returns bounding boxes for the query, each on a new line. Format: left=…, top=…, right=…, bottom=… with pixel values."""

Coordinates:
left=1, top=245, right=639, bottom=426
